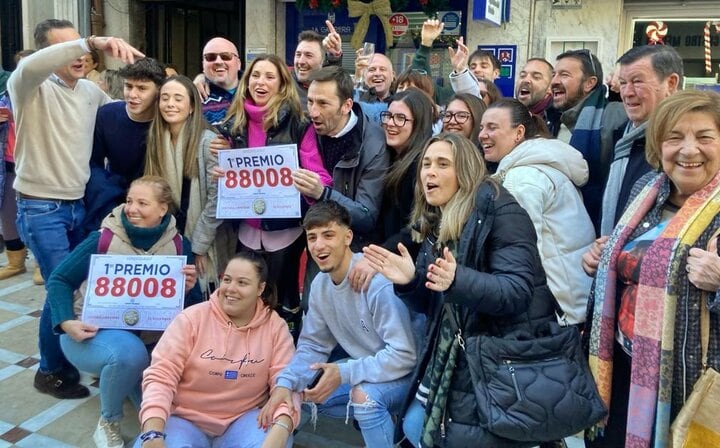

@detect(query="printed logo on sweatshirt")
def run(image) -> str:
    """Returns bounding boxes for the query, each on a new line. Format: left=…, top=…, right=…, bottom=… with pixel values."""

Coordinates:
left=224, top=370, right=238, bottom=380
left=200, top=349, right=265, bottom=369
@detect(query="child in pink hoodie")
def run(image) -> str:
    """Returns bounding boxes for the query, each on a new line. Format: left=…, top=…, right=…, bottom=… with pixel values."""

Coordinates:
left=137, top=252, right=300, bottom=448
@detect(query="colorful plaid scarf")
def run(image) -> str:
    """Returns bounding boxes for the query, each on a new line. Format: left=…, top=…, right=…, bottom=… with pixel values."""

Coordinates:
left=588, top=170, right=720, bottom=448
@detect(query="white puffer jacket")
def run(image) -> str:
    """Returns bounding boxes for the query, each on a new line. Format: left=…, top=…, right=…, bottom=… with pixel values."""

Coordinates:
left=494, top=138, right=595, bottom=325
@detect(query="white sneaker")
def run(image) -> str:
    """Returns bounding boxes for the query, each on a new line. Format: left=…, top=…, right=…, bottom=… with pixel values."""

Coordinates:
left=93, top=417, right=124, bottom=448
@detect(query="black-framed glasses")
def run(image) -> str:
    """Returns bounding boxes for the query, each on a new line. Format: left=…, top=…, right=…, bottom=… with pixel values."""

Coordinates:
left=380, top=112, right=413, bottom=127
left=441, top=111, right=471, bottom=124
left=203, top=52, right=238, bottom=62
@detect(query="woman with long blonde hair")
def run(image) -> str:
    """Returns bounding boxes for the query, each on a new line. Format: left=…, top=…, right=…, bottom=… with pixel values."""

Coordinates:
left=145, top=75, right=233, bottom=291
left=218, top=54, right=332, bottom=341
left=364, top=133, right=556, bottom=447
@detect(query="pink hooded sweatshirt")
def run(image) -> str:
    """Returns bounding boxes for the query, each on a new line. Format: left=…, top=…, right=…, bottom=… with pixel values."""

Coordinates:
left=140, top=292, right=299, bottom=436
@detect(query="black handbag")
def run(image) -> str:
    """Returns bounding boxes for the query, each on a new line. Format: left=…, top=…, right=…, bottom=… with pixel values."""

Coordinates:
left=446, top=303, right=607, bottom=442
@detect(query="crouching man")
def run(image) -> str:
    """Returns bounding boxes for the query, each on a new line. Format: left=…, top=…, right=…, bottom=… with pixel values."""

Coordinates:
left=259, top=200, right=417, bottom=447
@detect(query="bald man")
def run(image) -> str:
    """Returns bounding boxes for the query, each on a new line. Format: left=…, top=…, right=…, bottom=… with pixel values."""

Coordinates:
left=201, top=37, right=242, bottom=125
left=360, top=53, right=395, bottom=103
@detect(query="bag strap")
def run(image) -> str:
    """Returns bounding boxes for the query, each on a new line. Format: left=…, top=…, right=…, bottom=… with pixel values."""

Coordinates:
left=443, top=302, right=466, bottom=351
left=172, top=233, right=183, bottom=255
left=97, top=228, right=114, bottom=253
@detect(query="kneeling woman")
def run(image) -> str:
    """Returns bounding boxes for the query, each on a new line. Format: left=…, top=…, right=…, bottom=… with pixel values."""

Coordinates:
left=46, top=176, right=200, bottom=448
left=364, top=133, right=556, bottom=447
left=137, top=252, right=300, bottom=448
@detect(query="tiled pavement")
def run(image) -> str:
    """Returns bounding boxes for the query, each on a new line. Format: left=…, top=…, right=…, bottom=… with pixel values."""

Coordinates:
left=0, top=252, right=362, bottom=447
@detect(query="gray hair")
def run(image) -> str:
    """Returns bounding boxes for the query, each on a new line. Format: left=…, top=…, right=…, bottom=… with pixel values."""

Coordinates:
left=616, top=45, right=684, bottom=84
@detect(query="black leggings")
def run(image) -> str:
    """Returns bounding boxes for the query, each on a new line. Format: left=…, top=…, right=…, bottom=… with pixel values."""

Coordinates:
left=239, top=233, right=306, bottom=311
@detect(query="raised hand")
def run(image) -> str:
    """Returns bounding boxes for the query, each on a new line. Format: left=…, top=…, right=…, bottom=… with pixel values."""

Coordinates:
left=323, top=20, right=343, bottom=57
left=363, top=243, right=415, bottom=285
left=421, top=19, right=445, bottom=47
left=448, top=36, right=469, bottom=73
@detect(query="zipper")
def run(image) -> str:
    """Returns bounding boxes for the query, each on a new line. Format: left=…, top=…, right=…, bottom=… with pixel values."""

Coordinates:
left=505, top=360, right=523, bottom=401
left=440, top=406, right=447, bottom=439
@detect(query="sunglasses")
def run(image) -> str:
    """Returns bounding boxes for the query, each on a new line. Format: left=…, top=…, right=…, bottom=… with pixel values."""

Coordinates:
left=441, top=111, right=471, bottom=124
left=579, top=49, right=597, bottom=77
left=380, top=112, right=413, bottom=127
left=203, top=52, right=238, bottom=62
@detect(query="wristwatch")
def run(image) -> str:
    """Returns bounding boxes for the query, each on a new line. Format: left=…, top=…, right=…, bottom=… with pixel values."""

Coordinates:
left=139, top=429, right=167, bottom=444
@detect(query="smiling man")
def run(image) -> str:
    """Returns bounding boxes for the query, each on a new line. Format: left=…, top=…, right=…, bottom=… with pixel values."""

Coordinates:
left=360, top=53, right=395, bottom=103
left=201, top=37, right=242, bottom=126
left=264, top=201, right=417, bottom=448
left=548, top=49, right=627, bottom=231
left=599, top=45, right=682, bottom=236
left=83, top=57, right=165, bottom=234
left=8, top=18, right=142, bottom=401
left=516, top=58, right=554, bottom=114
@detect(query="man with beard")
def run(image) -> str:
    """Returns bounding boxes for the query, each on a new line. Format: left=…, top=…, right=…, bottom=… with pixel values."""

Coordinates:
left=295, top=66, right=388, bottom=306
left=549, top=49, right=626, bottom=232
left=83, top=57, right=166, bottom=234
left=516, top=58, right=559, bottom=128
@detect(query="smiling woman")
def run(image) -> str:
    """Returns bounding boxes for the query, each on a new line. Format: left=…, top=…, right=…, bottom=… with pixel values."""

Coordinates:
left=586, top=90, right=720, bottom=447
left=138, top=252, right=300, bottom=448
left=218, top=54, right=332, bottom=342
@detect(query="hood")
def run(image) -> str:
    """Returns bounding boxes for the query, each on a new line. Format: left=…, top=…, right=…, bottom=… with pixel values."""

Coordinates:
left=496, top=138, right=589, bottom=187
left=208, top=289, right=272, bottom=331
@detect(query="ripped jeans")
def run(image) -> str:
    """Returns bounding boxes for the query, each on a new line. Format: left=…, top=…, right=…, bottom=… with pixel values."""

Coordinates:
left=308, top=374, right=412, bottom=448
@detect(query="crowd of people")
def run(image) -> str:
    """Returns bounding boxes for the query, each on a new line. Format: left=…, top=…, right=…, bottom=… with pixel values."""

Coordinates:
left=0, top=14, right=719, bottom=448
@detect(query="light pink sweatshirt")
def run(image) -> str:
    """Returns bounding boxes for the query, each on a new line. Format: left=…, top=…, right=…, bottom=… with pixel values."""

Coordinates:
left=140, top=292, right=299, bottom=436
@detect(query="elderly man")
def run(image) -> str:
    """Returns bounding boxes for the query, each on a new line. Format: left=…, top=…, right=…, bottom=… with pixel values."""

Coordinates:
left=582, top=45, right=682, bottom=278
left=601, top=45, right=682, bottom=235
left=549, top=49, right=627, bottom=232
left=200, top=37, right=241, bottom=125
left=8, top=18, right=141, bottom=400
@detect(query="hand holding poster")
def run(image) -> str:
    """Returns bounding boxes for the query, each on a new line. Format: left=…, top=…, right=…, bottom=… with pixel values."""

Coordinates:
left=81, top=254, right=186, bottom=331
left=216, top=145, right=301, bottom=219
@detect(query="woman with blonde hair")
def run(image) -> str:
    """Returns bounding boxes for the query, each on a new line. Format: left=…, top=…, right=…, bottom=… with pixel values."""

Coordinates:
left=145, top=75, right=233, bottom=291
left=218, top=54, right=332, bottom=340
left=364, top=132, right=557, bottom=447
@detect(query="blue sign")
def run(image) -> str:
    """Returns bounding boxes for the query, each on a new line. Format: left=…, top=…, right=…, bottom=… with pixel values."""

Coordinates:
left=473, top=0, right=504, bottom=26
left=479, top=45, right=517, bottom=98
left=441, top=12, right=461, bottom=32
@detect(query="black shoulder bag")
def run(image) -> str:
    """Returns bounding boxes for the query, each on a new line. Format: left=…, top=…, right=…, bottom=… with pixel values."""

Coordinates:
left=445, top=302, right=607, bottom=442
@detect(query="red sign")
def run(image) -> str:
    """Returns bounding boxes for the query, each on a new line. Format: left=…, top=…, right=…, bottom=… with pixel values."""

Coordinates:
left=389, top=13, right=409, bottom=37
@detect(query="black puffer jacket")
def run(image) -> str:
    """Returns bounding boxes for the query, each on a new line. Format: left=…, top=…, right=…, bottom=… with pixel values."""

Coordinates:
left=395, top=180, right=556, bottom=446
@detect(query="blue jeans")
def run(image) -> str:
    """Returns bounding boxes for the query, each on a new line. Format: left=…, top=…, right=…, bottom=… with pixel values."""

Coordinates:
left=16, top=197, right=86, bottom=373
left=132, top=409, right=293, bottom=448
left=314, top=374, right=412, bottom=448
left=402, top=397, right=424, bottom=448
left=60, top=330, right=149, bottom=422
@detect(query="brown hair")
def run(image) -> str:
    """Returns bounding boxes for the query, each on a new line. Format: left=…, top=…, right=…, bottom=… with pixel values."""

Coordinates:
left=646, top=90, right=720, bottom=170
left=226, top=54, right=302, bottom=135
left=229, top=251, right=277, bottom=309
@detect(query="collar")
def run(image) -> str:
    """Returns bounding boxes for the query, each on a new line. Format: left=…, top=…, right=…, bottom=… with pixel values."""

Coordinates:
left=529, top=93, right=553, bottom=115
left=50, top=73, right=73, bottom=89
left=331, top=110, right=358, bottom=138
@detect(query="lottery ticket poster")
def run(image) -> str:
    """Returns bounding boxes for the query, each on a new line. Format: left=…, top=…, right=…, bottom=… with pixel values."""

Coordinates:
left=81, top=254, right=187, bottom=331
left=216, top=145, right=301, bottom=219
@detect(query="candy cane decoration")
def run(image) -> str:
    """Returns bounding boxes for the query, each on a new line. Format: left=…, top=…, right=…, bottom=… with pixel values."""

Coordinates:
left=705, top=21, right=720, bottom=75
left=706, top=21, right=712, bottom=74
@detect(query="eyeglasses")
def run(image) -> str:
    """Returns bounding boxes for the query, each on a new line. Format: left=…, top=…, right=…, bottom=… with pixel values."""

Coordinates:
left=203, top=52, right=238, bottom=62
left=380, top=112, right=413, bottom=127
left=579, top=49, right=597, bottom=77
left=441, top=111, right=471, bottom=124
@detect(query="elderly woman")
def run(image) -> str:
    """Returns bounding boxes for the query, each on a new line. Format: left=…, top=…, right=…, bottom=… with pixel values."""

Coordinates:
left=586, top=90, right=720, bottom=447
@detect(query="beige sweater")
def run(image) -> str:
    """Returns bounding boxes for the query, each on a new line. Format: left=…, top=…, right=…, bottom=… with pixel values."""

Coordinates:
left=8, top=39, right=110, bottom=200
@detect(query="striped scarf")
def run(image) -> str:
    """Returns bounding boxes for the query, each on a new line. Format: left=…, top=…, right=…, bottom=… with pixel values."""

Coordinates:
left=588, top=170, right=720, bottom=448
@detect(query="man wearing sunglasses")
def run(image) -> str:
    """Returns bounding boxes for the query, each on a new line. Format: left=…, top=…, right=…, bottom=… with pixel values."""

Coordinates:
left=199, top=37, right=242, bottom=126
left=549, top=49, right=627, bottom=233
